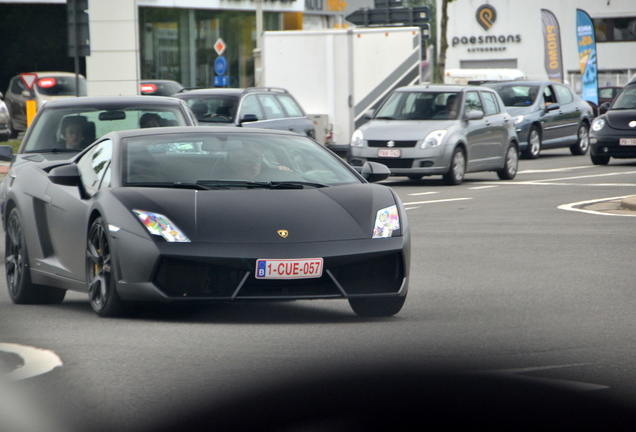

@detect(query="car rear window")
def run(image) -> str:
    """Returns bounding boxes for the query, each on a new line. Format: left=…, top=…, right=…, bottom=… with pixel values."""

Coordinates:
left=36, top=76, right=87, bottom=97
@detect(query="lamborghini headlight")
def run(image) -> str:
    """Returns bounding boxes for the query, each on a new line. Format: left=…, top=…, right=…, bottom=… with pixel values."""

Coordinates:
left=373, top=205, right=400, bottom=239
left=134, top=210, right=190, bottom=242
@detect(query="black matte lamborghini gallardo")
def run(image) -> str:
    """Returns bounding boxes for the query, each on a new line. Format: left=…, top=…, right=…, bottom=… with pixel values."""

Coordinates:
left=0, top=127, right=410, bottom=318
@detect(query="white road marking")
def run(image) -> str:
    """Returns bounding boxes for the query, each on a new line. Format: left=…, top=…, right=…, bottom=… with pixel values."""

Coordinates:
left=469, top=185, right=498, bottom=190
left=558, top=195, right=636, bottom=217
left=0, top=343, right=63, bottom=381
left=404, top=207, right=420, bottom=211
left=518, top=166, right=591, bottom=174
left=487, top=363, right=609, bottom=391
left=403, top=197, right=472, bottom=206
left=408, top=191, right=439, bottom=196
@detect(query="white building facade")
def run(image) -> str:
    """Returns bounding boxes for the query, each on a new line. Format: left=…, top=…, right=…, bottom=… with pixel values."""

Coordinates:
left=441, top=0, right=636, bottom=91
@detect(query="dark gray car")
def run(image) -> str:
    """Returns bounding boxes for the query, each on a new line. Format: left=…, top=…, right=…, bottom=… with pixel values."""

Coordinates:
left=483, top=80, right=594, bottom=159
left=173, top=87, right=316, bottom=139
left=347, top=85, right=519, bottom=185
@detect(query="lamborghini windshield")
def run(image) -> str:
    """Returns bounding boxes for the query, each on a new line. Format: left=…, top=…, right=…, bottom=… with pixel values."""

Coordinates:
left=122, top=132, right=360, bottom=187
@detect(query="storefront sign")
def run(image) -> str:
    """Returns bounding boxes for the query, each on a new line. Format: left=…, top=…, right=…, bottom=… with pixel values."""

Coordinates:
left=452, top=4, right=521, bottom=53
left=306, top=0, right=346, bottom=12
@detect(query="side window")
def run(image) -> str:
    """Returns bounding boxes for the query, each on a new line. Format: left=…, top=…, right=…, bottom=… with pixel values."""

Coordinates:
left=543, top=86, right=557, bottom=105
left=276, top=94, right=304, bottom=117
left=554, top=84, right=574, bottom=105
left=77, top=139, right=112, bottom=195
left=238, top=95, right=264, bottom=121
left=258, top=94, right=286, bottom=119
left=481, top=91, right=500, bottom=116
left=10, top=78, right=28, bottom=95
left=465, top=91, right=483, bottom=113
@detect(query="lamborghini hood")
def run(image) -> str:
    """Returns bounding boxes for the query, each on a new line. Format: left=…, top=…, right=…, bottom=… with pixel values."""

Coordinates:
left=112, top=183, right=399, bottom=243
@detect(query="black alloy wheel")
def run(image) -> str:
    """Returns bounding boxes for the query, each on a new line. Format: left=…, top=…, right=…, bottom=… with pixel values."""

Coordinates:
left=5, top=208, right=65, bottom=304
left=87, top=217, right=126, bottom=317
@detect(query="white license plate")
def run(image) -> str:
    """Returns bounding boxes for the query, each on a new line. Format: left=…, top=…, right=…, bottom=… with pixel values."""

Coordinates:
left=378, top=149, right=401, bottom=158
left=255, top=258, right=323, bottom=279
left=619, top=138, right=636, bottom=146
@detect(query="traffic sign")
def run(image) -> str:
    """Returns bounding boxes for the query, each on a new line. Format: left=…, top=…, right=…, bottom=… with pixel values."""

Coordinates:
left=214, top=76, right=229, bottom=87
left=214, top=56, right=228, bottom=76
left=214, top=38, right=227, bottom=56
left=20, top=73, right=38, bottom=90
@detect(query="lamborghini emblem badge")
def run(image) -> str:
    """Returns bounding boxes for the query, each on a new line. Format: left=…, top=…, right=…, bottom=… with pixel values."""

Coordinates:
left=278, top=230, right=289, bottom=238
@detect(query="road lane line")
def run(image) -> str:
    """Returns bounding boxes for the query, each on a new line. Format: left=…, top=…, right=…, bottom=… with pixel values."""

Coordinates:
left=0, top=343, right=63, bottom=381
left=403, top=197, right=472, bottom=206
left=408, top=191, right=439, bottom=196
left=469, top=185, right=498, bottom=190
left=533, top=170, right=636, bottom=183
left=518, top=166, right=591, bottom=174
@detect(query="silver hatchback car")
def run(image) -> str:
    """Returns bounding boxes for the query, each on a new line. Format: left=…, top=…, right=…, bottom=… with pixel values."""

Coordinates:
left=347, top=85, right=519, bottom=185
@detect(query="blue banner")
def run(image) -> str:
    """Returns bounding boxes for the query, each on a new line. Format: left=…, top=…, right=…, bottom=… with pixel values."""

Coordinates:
left=576, top=9, right=598, bottom=105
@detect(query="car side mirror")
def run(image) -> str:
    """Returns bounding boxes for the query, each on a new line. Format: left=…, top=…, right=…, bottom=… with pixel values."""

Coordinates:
left=599, top=102, right=611, bottom=115
left=0, top=91, right=4, bottom=100
left=364, top=109, right=375, bottom=119
left=239, top=114, right=259, bottom=125
left=21, top=90, right=31, bottom=98
left=0, top=145, right=13, bottom=162
left=545, top=103, right=560, bottom=111
left=48, top=164, right=82, bottom=187
left=465, top=110, right=484, bottom=121
left=360, top=161, right=390, bottom=183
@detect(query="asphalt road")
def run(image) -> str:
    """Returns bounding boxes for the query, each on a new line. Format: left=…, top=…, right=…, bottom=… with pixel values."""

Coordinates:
left=1, top=149, right=636, bottom=431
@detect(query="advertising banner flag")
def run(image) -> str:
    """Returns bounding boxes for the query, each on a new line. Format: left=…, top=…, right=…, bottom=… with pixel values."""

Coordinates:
left=541, top=9, right=563, bottom=82
left=576, top=9, right=598, bottom=105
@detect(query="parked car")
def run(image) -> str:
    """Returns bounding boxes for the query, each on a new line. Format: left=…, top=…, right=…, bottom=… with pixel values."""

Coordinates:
left=4, top=72, right=87, bottom=138
left=140, top=79, right=184, bottom=96
left=0, top=126, right=409, bottom=318
left=590, top=81, right=636, bottom=165
left=598, top=86, right=623, bottom=106
left=173, top=87, right=316, bottom=139
left=483, top=80, right=594, bottom=159
left=0, top=92, right=10, bottom=142
left=347, top=85, right=519, bottom=185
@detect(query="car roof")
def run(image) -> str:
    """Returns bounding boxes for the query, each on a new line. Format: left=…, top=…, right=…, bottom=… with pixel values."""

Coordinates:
left=105, top=125, right=302, bottom=140
left=175, top=88, right=245, bottom=97
left=13, top=71, right=84, bottom=79
left=39, top=95, right=185, bottom=108
left=396, top=84, right=490, bottom=92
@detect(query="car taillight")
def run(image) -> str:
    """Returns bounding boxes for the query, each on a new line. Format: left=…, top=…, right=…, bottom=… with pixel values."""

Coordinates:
left=37, top=78, right=57, bottom=89
left=140, top=84, right=157, bottom=94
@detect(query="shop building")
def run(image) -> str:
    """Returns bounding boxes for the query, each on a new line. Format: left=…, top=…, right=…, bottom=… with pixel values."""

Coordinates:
left=442, top=0, right=636, bottom=91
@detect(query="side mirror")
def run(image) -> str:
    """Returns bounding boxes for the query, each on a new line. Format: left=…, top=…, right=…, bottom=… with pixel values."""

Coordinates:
left=599, top=102, right=611, bottom=115
left=0, top=91, right=4, bottom=100
left=21, top=90, right=31, bottom=98
left=0, top=145, right=13, bottom=162
left=465, top=110, right=484, bottom=121
left=239, top=114, right=259, bottom=125
left=363, top=109, right=375, bottom=119
left=360, top=161, right=390, bottom=183
left=48, top=164, right=81, bottom=187
left=545, top=103, right=560, bottom=111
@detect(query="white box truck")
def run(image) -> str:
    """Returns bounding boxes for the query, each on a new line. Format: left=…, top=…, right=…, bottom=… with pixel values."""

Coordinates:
left=262, top=27, right=422, bottom=152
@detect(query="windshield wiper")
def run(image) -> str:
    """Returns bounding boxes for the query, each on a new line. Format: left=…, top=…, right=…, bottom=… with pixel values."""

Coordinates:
left=195, top=180, right=329, bottom=189
left=128, top=182, right=211, bottom=190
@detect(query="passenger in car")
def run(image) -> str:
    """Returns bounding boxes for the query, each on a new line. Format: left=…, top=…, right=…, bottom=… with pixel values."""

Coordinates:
left=59, top=115, right=89, bottom=150
left=140, top=113, right=162, bottom=128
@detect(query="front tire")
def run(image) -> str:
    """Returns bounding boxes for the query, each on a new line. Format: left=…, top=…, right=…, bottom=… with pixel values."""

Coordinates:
left=570, top=123, right=590, bottom=155
left=497, top=144, right=519, bottom=180
left=349, top=296, right=406, bottom=317
left=87, top=217, right=126, bottom=317
left=591, top=154, right=610, bottom=165
left=443, top=147, right=466, bottom=185
left=523, top=126, right=541, bottom=159
left=5, top=208, right=66, bottom=304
